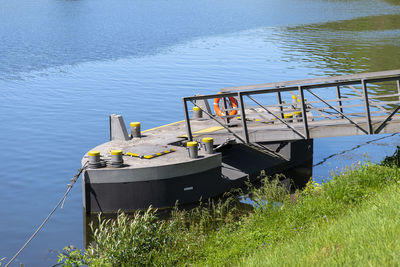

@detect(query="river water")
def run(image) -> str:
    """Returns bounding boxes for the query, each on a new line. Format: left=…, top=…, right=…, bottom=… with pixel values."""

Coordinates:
left=1, top=0, right=400, bottom=265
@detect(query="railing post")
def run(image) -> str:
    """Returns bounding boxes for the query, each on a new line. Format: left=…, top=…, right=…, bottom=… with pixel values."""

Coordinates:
left=361, top=79, right=372, bottom=134
left=182, top=98, right=193, bottom=141
left=336, top=86, right=344, bottom=118
left=397, top=80, right=400, bottom=103
left=222, top=96, right=230, bottom=124
left=238, top=92, right=250, bottom=143
left=276, top=91, right=284, bottom=119
left=298, top=86, right=310, bottom=139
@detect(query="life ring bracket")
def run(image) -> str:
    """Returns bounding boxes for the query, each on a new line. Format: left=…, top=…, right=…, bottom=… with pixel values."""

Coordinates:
left=213, top=96, right=238, bottom=117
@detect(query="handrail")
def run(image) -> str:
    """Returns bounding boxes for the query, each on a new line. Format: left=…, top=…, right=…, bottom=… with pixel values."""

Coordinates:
left=220, top=69, right=400, bottom=92
left=182, top=71, right=400, bottom=142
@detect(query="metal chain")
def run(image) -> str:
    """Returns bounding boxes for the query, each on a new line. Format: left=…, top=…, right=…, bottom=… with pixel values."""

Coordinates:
left=5, top=163, right=88, bottom=267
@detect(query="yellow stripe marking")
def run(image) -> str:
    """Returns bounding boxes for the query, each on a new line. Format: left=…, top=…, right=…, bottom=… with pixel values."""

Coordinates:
left=194, top=126, right=224, bottom=134
left=126, top=149, right=176, bottom=159
left=141, top=120, right=185, bottom=133
left=179, top=126, right=224, bottom=138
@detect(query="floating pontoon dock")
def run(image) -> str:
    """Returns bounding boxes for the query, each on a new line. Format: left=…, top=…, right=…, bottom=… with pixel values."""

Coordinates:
left=82, top=69, right=400, bottom=213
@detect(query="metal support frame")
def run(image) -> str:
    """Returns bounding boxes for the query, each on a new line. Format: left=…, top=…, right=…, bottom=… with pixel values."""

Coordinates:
left=182, top=98, right=193, bottom=141
left=246, top=94, right=305, bottom=139
left=238, top=92, right=250, bottom=143
left=336, top=86, right=344, bottom=118
left=109, top=115, right=112, bottom=141
left=222, top=96, right=230, bottom=124
left=361, top=79, right=373, bottom=134
left=182, top=71, right=400, bottom=143
left=190, top=100, right=246, bottom=143
left=298, top=86, right=310, bottom=139
left=306, top=89, right=369, bottom=135
left=373, top=79, right=400, bottom=134
left=276, top=91, right=284, bottom=119
left=348, top=85, right=387, bottom=113
left=374, top=106, right=400, bottom=134
left=192, top=99, right=285, bottom=158
left=397, top=80, right=400, bottom=102
left=246, top=142, right=287, bottom=160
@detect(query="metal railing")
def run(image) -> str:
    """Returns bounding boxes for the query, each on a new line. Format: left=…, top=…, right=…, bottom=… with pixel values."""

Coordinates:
left=182, top=70, right=400, bottom=143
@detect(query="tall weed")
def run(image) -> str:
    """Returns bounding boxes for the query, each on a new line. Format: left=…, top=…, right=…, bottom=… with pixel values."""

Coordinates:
left=247, top=174, right=291, bottom=212
left=381, top=146, right=400, bottom=167
left=58, top=194, right=243, bottom=266
left=87, top=208, right=191, bottom=266
left=58, top=162, right=400, bottom=266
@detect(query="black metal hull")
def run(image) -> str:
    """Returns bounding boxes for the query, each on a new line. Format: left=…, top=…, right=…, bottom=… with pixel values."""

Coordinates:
left=84, top=167, right=229, bottom=213
left=83, top=139, right=313, bottom=213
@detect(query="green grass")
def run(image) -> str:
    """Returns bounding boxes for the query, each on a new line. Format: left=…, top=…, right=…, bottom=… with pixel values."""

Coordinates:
left=187, top=164, right=400, bottom=266
left=57, top=161, right=400, bottom=266
left=240, top=183, right=400, bottom=266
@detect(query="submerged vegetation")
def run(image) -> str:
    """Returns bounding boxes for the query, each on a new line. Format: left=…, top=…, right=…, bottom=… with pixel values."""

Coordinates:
left=58, top=154, right=400, bottom=266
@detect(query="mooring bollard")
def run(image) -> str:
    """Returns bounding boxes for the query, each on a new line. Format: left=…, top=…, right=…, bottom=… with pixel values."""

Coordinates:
left=297, top=97, right=307, bottom=106
left=110, top=150, right=123, bottom=168
left=186, top=141, right=198, bottom=159
left=202, top=137, right=214, bottom=154
left=88, top=151, right=101, bottom=168
left=292, top=95, right=298, bottom=109
left=130, top=122, right=141, bottom=138
left=293, top=111, right=302, bottom=122
left=284, top=113, right=293, bottom=123
left=193, top=106, right=203, bottom=119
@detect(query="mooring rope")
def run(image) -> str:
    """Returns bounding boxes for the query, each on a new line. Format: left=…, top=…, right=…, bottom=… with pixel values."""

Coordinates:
left=313, top=133, right=399, bottom=167
left=5, top=163, right=88, bottom=267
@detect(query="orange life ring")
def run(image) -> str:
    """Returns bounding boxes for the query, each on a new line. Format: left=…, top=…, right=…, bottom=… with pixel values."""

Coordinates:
left=213, top=97, right=238, bottom=117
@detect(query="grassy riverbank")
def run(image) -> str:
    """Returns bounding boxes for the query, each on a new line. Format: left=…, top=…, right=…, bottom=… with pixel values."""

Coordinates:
left=58, top=159, right=400, bottom=266
left=240, top=183, right=400, bottom=266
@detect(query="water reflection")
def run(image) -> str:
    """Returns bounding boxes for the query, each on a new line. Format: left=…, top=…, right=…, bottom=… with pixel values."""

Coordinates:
left=304, top=14, right=400, bottom=31
left=283, top=14, right=400, bottom=75
left=0, top=0, right=396, bottom=80
left=382, top=0, right=400, bottom=5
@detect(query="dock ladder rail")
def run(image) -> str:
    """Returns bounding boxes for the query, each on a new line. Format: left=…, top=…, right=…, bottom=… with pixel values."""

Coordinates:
left=182, top=69, right=400, bottom=144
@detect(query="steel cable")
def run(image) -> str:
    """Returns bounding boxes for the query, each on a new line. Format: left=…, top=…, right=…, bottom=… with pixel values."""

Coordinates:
left=5, top=162, right=88, bottom=267
left=313, top=133, right=399, bottom=167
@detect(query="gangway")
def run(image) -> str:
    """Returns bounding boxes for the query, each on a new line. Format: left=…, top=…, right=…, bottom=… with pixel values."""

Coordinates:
left=182, top=69, right=400, bottom=144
